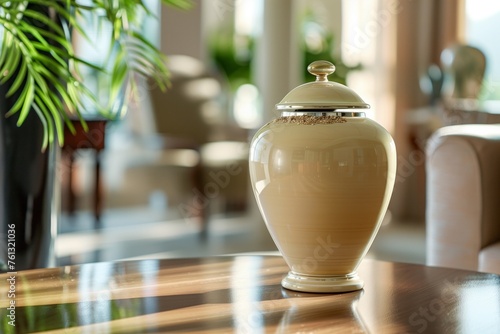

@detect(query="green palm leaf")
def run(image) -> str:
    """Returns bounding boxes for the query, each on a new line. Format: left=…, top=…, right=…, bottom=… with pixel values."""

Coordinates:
left=0, top=0, right=193, bottom=149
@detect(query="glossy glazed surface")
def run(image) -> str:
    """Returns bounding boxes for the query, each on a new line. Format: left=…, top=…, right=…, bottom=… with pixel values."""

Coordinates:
left=249, top=117, right=397, bottom=278
left=1, top=256, right=499, bottom=333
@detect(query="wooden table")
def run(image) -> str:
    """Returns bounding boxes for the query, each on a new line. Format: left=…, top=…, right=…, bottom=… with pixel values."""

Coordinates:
left=1, top=256, right=499, bottom=333
left=63, top=119, right=107, bottom=224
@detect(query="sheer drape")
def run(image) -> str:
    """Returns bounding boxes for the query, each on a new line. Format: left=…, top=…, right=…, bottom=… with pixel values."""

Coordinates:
left=343, top=0, right=463, bottom=220
left=391, top=0, right=463, bottom=220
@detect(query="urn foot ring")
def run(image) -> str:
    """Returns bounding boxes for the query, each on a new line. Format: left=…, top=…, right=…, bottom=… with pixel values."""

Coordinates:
left=281, top=271, right=364, bottom=293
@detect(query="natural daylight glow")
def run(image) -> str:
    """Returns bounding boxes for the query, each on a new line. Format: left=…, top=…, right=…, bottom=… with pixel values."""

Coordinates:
left=235, top=0, right=262, bottom=36
left=466, top=0, right=500, bottom=21
left=233, top=84, right=262, bottom=129
left=466, top=0, right=500, bottom=98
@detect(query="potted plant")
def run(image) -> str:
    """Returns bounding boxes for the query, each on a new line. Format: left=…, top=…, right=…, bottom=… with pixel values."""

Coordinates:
left=0, top=0, right=192, bottom=271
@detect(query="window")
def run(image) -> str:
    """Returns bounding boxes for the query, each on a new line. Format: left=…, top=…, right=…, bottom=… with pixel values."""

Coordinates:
left=465, top=0, right=500, bottom=100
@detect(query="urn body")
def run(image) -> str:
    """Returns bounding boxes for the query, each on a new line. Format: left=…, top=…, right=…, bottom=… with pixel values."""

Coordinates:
left=248, top=61, right=396, bottom=292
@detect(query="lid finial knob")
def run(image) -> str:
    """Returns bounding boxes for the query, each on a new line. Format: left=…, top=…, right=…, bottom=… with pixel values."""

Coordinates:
left=307, top=60, right=336, bottom=82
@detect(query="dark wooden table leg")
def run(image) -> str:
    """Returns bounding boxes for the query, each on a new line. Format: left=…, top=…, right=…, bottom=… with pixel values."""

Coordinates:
left=94, top=149, right=102, bottom=227
left=63, top=119, right=107, bottom=228
left=68, top=151, right=76, bottom=215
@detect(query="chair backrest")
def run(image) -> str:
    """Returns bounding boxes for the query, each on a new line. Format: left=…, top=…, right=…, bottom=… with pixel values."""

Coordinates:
left=426, top=124, right=500, bottom=272
left=441, top=44, right=486, bottom=100
left=147, top=55, right=225, bottom=146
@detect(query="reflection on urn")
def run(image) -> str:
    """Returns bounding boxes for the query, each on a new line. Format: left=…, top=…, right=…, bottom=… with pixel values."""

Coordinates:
left=249, top=61, right=397, bottom=293
left=278, top=289, right=368, bottom=332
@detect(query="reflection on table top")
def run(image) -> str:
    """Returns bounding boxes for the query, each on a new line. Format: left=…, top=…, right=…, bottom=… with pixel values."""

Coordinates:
left=1, top=256, right=500, bottom=333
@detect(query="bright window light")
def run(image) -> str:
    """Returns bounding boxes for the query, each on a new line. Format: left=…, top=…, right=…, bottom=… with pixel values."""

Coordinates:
left=466, top=0, right=500, bottom=100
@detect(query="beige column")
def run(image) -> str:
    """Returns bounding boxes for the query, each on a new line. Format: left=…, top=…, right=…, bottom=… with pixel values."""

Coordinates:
left=254, top=0, right=299, bottom=123
left=249, top=0, right=301, bottom=243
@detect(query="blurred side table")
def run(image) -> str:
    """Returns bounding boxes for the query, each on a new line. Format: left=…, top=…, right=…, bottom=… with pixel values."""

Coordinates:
left=441, top=99, right=500, bottom=125
left=63, top=119, right=107, bottom=225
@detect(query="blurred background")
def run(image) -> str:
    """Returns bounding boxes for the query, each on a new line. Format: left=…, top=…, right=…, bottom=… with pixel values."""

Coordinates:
left=57, top=0, right=500, bottom=267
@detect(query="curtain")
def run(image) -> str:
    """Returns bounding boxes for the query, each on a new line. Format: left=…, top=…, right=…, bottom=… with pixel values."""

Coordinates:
left=391, top=0, right=463, bottom=221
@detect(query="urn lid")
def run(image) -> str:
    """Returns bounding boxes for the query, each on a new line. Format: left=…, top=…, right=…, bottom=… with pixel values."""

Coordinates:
left=276, top=60, right=370, bottom=110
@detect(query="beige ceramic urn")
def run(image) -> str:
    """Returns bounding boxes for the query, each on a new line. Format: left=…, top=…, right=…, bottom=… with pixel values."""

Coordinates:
left=249, top=60, right=397, bottom=293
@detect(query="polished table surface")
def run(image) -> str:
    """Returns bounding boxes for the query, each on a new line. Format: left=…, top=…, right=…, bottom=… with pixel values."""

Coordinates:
left=1, top=256, right=500, bottom=333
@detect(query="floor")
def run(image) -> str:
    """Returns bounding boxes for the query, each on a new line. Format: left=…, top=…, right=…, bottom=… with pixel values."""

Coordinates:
left=57, top=208, right=276, bottom=266
left=56, top=206, right=426, bottom=267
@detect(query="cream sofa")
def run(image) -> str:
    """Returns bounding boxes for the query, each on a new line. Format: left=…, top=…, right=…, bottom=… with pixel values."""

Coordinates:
left=426, top=124, right=500, bottom=274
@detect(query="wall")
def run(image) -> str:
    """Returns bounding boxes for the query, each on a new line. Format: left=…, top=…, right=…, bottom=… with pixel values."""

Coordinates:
left=161, top=0, right=205, bottom=60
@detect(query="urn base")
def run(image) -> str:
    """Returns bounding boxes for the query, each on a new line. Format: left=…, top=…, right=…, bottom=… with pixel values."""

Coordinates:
left=281, top=271, right=364, bottom=293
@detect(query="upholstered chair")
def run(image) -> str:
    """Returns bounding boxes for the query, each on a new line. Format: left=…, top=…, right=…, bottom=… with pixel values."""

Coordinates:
left=426, top=124, right=500, bottom=275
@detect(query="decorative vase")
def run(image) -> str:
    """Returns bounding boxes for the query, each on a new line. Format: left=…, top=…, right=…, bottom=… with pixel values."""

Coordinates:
left=249, top=60, right=396, bottom=293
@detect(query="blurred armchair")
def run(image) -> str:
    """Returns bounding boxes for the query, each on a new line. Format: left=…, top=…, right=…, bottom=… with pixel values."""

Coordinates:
left=426, top=124, right=500, bottom=274
left=438, top=44, right=500, bottom=125
left=440, top=44, right=486, bottom=101
left=145, top=55, right=250, bottom=233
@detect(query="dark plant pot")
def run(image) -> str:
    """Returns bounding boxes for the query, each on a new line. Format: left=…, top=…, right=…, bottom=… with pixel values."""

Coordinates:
left=0, top=94, right=59, bottom=272
left=0, top=3, right=61, bottom=272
